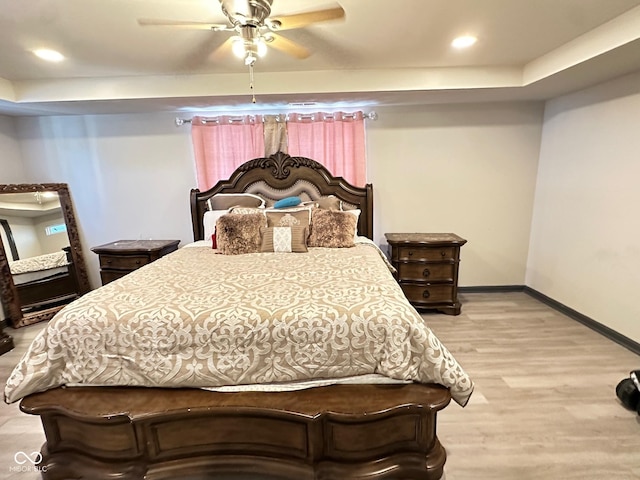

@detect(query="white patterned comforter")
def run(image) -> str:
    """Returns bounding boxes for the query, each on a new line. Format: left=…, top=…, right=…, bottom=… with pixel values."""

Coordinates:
left=9, top=250, right=68, bottom=275
left=5, top=242, right=473, bottom=406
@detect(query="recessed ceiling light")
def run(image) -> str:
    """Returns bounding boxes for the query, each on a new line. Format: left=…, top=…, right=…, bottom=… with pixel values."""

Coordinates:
left=451, top=36, right=477, bottom=49
left=33, top=49, right=65, bottom=62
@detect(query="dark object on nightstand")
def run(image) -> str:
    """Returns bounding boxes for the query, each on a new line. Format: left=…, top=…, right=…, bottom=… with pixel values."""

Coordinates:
left=91, top=239, right=180, bottom=286
left=385, top=233, right=467, bottom=315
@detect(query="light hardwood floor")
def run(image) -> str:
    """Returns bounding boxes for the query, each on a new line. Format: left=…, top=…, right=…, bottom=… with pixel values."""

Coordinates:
left=1, top=292, right=639, bottom=480
left=0, top=321, right=46, bottom=480
left=430, top=292, right=640, bottom=480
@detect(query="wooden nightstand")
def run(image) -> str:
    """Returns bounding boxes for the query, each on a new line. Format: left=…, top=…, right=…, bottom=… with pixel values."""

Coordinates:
left=91, top=239, right=180, bottom=286
left=385, top=233, right=467, bottom=315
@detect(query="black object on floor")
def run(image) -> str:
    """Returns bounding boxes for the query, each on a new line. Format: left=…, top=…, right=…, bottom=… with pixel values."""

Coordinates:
left=616, top=377, right=640, bottom=411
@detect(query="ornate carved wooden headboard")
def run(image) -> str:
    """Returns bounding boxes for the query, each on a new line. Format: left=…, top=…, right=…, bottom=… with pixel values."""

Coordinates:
left=190, top=152, right=373, bottom=241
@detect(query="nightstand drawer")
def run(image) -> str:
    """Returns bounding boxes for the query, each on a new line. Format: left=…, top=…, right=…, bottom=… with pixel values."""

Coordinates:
left=399, top=284, right=454, bottom=304
left=100, top=270, right=129, bottom=285
left=397, top=263, right=454, bottom=282
left=99, top=254, right=151, bottom=271
left=397, top=246, right=456, bottom=262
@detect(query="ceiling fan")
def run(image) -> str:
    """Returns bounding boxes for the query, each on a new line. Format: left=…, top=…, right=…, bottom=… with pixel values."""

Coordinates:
left=138, top=0, right=345, bottom=66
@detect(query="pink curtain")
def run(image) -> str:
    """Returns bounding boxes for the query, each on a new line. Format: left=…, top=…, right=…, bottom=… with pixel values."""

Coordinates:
left=191, top=115, right=265, bottom=190
left=286, top=111, right=366, bottom=186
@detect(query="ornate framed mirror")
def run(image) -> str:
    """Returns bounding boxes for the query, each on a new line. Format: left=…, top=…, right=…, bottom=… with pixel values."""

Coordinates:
left=0, top=184, right=90, bottom=328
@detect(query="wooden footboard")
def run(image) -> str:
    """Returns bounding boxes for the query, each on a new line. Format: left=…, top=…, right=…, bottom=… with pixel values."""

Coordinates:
left=20, top=383, right=451, bottom=480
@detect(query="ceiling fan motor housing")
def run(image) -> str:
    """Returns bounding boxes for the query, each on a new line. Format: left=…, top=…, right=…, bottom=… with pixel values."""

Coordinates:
left=219, top=0, right=273, bottom=27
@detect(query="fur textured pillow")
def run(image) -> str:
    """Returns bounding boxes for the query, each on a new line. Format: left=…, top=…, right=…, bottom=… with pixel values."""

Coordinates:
left=216, top=213, right=265, bottom=255
left=308, top=209, right=357, bottom=248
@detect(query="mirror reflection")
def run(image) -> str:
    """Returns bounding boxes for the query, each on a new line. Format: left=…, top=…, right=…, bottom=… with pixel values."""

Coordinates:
left=0, top=191, right=70, bottom=276
left=0, top=184, right=90, bottom=328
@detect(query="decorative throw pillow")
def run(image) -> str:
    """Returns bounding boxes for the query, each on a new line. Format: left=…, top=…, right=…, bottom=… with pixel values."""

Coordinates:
left=207, top=193, right=265, bottom=211
left=229, top=207, right=265, bottom=215
left=265, top=208, right=312, bottom=232
left=215, top=213, right=265, bottom=255
left=260, top=226, right=308, bottom=253
left=308, top=209, right=357, bottom=248
left=301, top=195, right=342, bottom=211
left=273, top=196, right=302, bottom=209
left=316, top=195, right=342, bottom=211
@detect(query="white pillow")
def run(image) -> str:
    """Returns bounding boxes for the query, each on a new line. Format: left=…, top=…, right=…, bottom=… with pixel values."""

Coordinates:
left=344, top=209, right=361, bottom=240
left=203, top=209, right=229, bottom=239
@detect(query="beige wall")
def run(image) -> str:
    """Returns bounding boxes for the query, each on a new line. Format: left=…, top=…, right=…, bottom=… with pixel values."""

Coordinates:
left=6, top=79, right=640, bottom=343
left=368, top=103, right=544, bottom=286
left=527, top=71, right=640, bottom=342
left=14, top=103, right=544, bottom=289
left=17, top=113, right=198, bottom=288
left=0, top=115, right=24, bottom=183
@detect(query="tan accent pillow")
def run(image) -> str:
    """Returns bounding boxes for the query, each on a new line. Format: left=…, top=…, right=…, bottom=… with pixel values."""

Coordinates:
left=229, top=207, right=265, bottom=215
left=260, top=226, right=308, bottom=253
left=216, top=213, right=266, bottom=255
left=317, top=195, right=342, bottom=210
left=301, top=195, right=342, bottom=211
left=265, top=208, right=312, bottom=231
left=308, top=209, right=357, bottom=248
left=207, top=193, right=264, bottom=211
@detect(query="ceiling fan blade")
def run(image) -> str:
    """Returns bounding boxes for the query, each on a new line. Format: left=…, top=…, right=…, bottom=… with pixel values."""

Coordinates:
left=210, top=37, right=236, bottom=62
left=137, top=18, right=230, bottom=31
left=270, top=6, right=345, bottom=31
left=268, top=33, right=310, bottom=59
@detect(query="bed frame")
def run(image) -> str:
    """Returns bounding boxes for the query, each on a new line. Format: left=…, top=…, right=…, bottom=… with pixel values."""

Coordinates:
left=20, top=152, right=452, bottom=480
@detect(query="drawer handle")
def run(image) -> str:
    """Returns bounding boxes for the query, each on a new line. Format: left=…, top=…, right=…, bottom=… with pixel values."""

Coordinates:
left=441, top=251, right=446, bottom=257
left=422, top=289, right=430, bottom=299
left=408, top=251, right=413, bottom=256
left=423, top=268, right=430, bottom=278
left=106, top=259, right=112, bottom=264
left=136, top=260, right=141, bottom=265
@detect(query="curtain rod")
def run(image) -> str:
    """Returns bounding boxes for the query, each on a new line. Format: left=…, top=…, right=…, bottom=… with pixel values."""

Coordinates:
left=175, top=111, right=378, bottom=126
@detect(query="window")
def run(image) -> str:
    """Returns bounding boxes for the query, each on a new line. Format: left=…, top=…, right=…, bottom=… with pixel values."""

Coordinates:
left=45, top=223, right=67, bottom=236
left=191, top=111, right=368, bottom=189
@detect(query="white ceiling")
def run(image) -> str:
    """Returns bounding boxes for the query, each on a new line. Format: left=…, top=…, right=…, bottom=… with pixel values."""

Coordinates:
left=2, top=0, right=640, bottom=116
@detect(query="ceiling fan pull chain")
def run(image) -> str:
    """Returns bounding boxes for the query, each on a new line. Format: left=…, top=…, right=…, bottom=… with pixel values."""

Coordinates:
left=249, top=63, right=256, bottom=104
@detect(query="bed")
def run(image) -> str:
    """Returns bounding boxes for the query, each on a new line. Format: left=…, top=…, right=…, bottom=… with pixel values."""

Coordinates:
left=10, top=247, right=80, bottom=320
left=6, top=152, right=473, bottom=480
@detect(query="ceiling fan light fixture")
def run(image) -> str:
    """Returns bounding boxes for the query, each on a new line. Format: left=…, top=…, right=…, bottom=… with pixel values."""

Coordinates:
left=256, top=38, right=268, bottom=57
left=231, top=37, right=246, bottom=58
